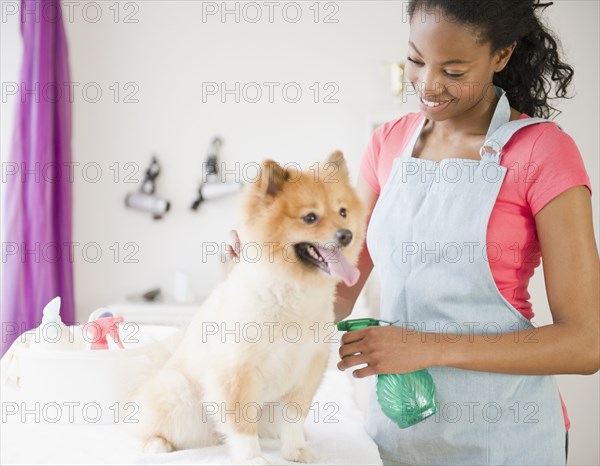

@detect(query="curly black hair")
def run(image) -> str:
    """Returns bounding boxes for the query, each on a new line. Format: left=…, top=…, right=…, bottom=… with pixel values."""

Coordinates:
left=407, top=0, right=574, bottom=119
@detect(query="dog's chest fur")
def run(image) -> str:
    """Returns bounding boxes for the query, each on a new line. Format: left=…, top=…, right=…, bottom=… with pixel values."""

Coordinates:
left=177, top=261, right=335, bottom=401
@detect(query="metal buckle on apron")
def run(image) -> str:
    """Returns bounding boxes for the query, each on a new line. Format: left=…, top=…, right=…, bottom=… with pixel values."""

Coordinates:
left=479, top=138, right=503, bottom=159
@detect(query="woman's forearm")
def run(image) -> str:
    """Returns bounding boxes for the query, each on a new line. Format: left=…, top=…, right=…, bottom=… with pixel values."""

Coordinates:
left=433, top=321, right=600, bottom=376
left=333, top=290, right=356, bottom=323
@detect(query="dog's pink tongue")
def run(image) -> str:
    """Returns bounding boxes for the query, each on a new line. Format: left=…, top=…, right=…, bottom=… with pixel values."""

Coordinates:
left=316, top=246, right=360, bottom=287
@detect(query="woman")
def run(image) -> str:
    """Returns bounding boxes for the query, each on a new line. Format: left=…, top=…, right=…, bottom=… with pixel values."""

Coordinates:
left=335, top=0, right=599, bottom=464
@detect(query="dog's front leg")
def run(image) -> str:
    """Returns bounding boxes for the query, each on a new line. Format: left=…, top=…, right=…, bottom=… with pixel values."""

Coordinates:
left=209, top=369, right=268, bottom=465
left=279, top=350, right=329, bottom=463
left=224, top=418, right=267, bottom=465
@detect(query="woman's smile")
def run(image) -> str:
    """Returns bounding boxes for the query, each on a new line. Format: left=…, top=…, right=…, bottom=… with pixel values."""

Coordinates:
left=418, top=94, right=454, bottom=113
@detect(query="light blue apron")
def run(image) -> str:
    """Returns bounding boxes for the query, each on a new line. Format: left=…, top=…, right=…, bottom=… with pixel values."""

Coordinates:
left=365, top=85, right=566, bottom=465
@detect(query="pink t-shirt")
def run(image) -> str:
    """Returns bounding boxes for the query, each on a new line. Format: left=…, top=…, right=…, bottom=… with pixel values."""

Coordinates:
left=361, top=111, right=592, bottom=431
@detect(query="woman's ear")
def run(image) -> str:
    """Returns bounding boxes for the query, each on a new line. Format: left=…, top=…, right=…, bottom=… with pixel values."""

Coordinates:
left=494, top=41, right=517, bottom=73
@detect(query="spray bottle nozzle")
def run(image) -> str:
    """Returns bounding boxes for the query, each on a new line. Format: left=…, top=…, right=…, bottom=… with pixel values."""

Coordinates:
left=337, top=318, right=381, bottom=332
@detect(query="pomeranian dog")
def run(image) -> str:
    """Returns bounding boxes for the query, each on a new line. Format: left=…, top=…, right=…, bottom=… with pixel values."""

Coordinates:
left=135, top=151, right=366, bottom=465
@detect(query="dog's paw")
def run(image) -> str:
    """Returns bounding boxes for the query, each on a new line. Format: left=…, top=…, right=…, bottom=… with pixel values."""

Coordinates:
left=235, top=456, right=270, bottom=465
left=143, top=436, right=174, bottom=454
left=282, top=446, right=313, bottom=463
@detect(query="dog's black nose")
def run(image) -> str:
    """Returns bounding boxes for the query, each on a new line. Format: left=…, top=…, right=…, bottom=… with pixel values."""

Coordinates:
left=336, top=229, right=353, bottom=247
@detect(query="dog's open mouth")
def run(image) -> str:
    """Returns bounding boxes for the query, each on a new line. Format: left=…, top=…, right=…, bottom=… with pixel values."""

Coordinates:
left=294, top=242, right=360, bottom=287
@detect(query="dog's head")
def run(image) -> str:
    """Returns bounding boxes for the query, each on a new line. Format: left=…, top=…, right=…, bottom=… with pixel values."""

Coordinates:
left=240, top=151, right=366, bottom=287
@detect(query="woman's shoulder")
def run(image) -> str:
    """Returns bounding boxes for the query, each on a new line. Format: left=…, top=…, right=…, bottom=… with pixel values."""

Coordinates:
left=507, top=114, right=591, bottom=214
left=372, top=112, right=423, bottom=145
left=504, top=113, right=578, bottom=162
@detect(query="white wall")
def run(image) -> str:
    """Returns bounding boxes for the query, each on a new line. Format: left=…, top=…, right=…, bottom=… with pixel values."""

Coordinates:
left=64, top=1, right=412, bottom=311
left=1, top=1, right=598, bottom=464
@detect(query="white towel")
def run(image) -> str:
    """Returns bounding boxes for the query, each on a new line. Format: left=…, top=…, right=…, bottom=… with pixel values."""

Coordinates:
left=1, top=345, right=382, bottom=465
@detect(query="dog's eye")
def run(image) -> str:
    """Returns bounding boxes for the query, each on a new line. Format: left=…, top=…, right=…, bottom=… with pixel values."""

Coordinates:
left=303, top=213, right=318, bottom=224
left=339, top=208, right=347, bottom=218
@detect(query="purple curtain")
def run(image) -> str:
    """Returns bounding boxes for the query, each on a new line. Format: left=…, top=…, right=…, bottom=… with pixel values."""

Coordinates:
left=1, top=0, right=75, bottom=356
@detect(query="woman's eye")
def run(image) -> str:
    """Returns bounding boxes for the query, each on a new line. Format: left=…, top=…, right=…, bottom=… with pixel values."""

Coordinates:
left=339, top=208, right=347, bottom=218
left=303, top=213, right=318, bottom=224
left=407, top=57, right=464, bottom=78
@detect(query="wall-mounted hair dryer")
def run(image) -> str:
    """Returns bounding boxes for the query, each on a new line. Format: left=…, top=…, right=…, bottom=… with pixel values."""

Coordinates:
left=191, top=137, right=243, bottom=210
left=125, top=156, right=171, bottom=220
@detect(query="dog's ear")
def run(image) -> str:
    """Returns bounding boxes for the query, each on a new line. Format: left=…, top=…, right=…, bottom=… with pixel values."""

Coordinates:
left=258, top=159, right=288, bottom=197
left=324, top=150, right=349, bottom=181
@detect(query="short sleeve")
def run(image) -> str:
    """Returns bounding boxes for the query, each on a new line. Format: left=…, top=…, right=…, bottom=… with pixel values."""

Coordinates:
left=525, top=125, right=592, bottom=216
left=360, top=124, right=384, bottom=195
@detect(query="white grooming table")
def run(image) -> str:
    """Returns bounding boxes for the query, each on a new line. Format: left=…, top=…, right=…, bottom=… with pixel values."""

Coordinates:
left=1, top=343, right=382, bottom=465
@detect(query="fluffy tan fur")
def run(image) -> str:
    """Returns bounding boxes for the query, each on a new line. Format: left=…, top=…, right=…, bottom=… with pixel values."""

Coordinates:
left=135, top=151, right=366, bottom=465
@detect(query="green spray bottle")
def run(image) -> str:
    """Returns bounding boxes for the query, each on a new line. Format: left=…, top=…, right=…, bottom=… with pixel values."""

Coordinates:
left=337, top=318, right=437, bottom=428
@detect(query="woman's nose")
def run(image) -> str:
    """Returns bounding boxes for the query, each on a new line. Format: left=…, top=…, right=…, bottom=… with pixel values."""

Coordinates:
left=420, top=71, right=445, bottom=97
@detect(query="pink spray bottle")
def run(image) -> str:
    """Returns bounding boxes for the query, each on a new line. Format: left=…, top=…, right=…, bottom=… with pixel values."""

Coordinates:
left=83, top=316, right=125, bottom=350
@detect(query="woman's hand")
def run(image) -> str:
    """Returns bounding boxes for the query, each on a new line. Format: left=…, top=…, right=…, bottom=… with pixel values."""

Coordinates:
left=225, top=229, right=241, bottom=261
left=337, top=325, right=438, bottom=378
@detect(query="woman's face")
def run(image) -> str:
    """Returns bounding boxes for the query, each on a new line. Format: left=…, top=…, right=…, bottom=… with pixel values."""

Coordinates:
left=404, top=8, right=514, bottom=121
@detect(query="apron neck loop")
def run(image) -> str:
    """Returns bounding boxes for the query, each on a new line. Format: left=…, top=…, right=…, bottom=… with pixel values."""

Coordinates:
left=485, top=85, right=511, bottom=141
left=479, top=85, right=510, bottom=162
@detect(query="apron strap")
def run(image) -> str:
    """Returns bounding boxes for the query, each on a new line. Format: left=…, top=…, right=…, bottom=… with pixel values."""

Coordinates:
left=401, top=117, right=427, bottom=159
left=485, top=85, right=511, bottom=139
left=481, top=117, right=562, bottom=159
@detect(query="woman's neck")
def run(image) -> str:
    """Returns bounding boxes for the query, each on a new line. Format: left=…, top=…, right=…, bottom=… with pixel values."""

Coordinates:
left=425, top=92, right=500, bottom=141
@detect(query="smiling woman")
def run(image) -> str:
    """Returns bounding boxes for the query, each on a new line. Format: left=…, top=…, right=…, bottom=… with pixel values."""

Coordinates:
left=403, top=0, right=573, bottom=121
left=335, top=1, right=599, bottom=465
